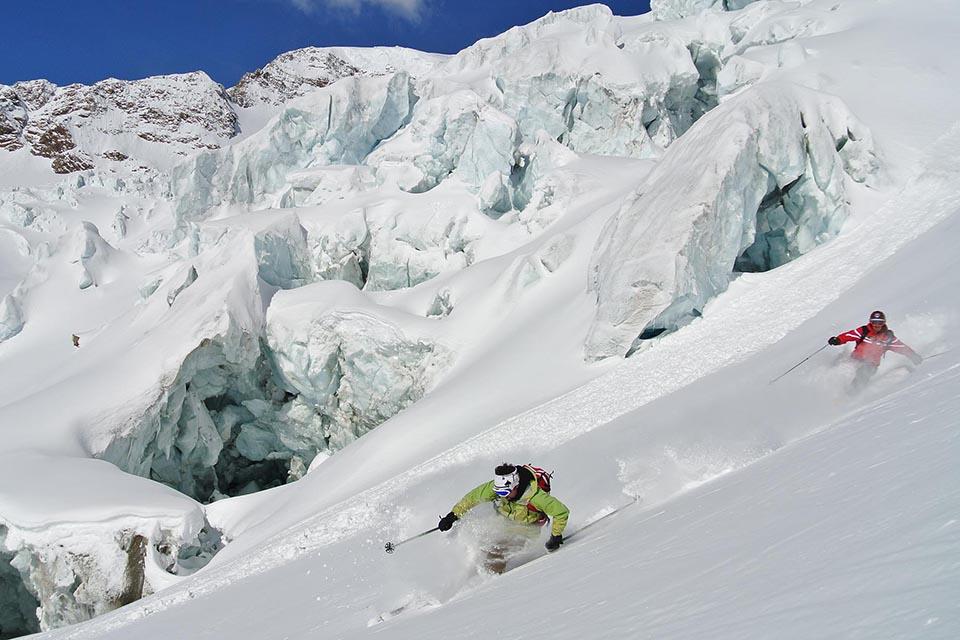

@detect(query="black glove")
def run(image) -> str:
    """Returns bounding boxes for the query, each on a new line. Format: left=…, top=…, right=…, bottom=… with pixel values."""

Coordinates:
left=828, top=336, right=841, bottom=346
left=438, top=511, right=458, bottom=532
left=545, top=534, right=563, bottom=552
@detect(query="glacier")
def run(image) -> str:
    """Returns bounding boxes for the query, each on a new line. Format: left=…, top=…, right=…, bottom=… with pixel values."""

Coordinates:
left=2, top=0, right=956, bottom=636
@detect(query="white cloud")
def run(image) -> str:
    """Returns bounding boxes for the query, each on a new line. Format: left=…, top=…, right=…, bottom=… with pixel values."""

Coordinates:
left=293, top=0, right=425, bottom=21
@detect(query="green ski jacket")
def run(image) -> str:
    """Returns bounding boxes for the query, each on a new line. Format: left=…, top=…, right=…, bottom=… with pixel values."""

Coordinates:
left=452, top=478, right=570, bottom=537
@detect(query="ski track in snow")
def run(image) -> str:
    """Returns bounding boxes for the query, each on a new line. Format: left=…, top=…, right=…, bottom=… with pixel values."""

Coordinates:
left=41, top=122, right=960, bottom=640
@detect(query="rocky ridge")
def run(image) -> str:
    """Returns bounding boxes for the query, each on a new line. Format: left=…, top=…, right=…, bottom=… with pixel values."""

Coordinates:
left=0, top=72, right=239, bottom=174
left=1, top=46, right=445, bottom=175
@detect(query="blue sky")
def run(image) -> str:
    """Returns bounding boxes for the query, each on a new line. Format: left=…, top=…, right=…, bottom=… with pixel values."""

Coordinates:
left=2, top=1, right=651, bottom=88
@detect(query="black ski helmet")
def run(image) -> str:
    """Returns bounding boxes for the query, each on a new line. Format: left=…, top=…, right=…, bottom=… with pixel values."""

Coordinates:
left=869, top=310, right=886, bottom=324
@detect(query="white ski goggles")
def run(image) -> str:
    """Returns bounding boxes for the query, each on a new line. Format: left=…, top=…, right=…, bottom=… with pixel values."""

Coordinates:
left=493, top=471, right=519, bottom=497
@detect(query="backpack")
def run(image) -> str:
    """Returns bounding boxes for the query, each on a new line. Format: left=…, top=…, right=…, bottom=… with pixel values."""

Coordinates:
left=522, top=465, right=553, bottom=523
left=523, top=464, right=552, bottom=493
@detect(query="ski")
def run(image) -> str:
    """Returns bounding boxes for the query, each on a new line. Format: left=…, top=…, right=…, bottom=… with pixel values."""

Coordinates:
left=504, top=496, right=644, bottom=573
left=562, top=495, right=641, bottom=543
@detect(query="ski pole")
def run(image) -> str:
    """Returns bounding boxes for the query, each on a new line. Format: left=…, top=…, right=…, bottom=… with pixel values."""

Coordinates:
left=923, top=348, right=953, bottom=360
left=565, top=496, right=640, bottom=542
left=384, top=527, right=440, bottom=554
left=768, top=344, right=828, bottom=385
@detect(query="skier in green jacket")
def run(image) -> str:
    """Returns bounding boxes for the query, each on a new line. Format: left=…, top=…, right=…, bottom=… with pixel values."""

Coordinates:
left=437, top=463, right=570, bottom=572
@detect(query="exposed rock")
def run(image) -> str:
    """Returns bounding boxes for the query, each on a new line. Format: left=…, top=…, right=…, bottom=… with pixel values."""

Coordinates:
left=229, top=46, right=445, bottom=108
left=103, top=150, right=129, bottom=161
left=230, top=49, right=365, bottom=107
left=0, top=87, right=27, bottom=151
left=51, top=151, right=95, bottom=174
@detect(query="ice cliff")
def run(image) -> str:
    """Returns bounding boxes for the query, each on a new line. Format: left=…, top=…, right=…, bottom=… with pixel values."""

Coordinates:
left=0, top=455, right=215, bottom=635
left=585, top=83, right=878, bottom=359
left=651, top=0, right=760, bottom=21
left=267, top=281, right=452, bottom=451
left=173, top=72, right=417, bottom=220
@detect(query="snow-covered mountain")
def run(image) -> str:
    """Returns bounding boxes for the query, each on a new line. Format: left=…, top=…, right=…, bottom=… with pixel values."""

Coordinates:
left=1, top=1, right=959, bottom=638
left=229, top=46, right=446, bottom=108
left=0, top=73, right=238, bottom=174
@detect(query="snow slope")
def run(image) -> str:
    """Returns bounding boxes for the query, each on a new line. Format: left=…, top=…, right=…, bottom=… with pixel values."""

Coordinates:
left=1, top=0, right=959, bottom=637
left=35, top=123, right=960, bottom=640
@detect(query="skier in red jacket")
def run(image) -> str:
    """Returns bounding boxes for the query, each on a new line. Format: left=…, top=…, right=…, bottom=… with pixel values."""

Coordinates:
left=828, top=310, right=922, bottom=389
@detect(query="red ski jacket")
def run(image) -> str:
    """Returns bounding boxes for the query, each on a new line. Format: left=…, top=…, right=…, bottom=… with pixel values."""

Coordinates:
left=834, top=325, right=919, bottom=366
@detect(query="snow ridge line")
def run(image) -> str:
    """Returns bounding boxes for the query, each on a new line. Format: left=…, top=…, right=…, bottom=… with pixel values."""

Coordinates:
left=46, top=125, right=960, bottom=639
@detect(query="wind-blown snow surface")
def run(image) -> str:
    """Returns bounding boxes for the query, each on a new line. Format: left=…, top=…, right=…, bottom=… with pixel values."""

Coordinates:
left=1, top=0, right=959, bottom=638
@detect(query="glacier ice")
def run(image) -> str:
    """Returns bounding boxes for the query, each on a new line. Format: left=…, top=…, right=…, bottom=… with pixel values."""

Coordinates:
left=172, top=73, right=416, bottom=219
left=0, top=294, right=23, bottom=342
left=585, top=83, right=879, bottom=359
left=0, top=517, right=218, bottom=634
left=440, top=4, right=708, bottom=161
left=367, top=90, right=518, bottom=203
left=0, top=450, right=215, bottom=636
left=167, top=4, right=736, bottom=233
left=98, top=288, right=335, bottom=501
left=197, top=213, right=316, bottom=290
left=651, top=0, right=759, bottom=21
left=300, top=201, right=480, bottom=293
left=277, top=165, right=377, bottom=209
left=0, top=535, right=39, bottom=637
left=308, top=208, right=370, bottom=288
left=252, top=221, right=314, bottom=290
left=364, top=206, right=475, bottom=291
left=104, top=268, right=456, bottom=499
left=165, top=265, right=199, bottom=306
left=267, top=281, right=452, bottom=451
left=511, top=132, right=580, bottom=231
left=96, top=324, right=301, bottom=502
